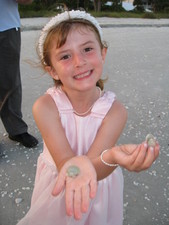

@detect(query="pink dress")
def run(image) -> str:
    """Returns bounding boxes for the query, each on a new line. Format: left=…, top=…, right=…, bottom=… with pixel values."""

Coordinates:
left=17, top=86, right=124, bottom=225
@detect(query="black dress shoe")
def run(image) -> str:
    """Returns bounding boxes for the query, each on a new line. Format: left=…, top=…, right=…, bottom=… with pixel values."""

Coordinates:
left=9, top=132, right=38, bottom=148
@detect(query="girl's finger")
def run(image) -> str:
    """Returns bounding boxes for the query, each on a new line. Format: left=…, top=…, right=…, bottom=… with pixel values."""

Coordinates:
left=154, top=142, right=160, bottom=159
left=89, top=179, right=97, bottom=199
left=52, top=172, right=66, bottom=196
left=131, top=143, right=147, bottom=169
left=141, top=146, right=155, bottom=170
left=65, top=185, right=74, bottom=217
left=74, top=189, right=82, bottom=220
left=142, top=143, right=160, bottom=169
left=81, top=185, right=90, bottom=213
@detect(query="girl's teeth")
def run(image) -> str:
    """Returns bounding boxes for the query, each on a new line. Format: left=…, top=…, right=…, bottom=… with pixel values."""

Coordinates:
left=75, top=71, right=90, bottom=79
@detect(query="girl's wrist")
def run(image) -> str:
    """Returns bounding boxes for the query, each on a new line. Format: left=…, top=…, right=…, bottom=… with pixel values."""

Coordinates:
left=100, top=148, right=119, bottom=167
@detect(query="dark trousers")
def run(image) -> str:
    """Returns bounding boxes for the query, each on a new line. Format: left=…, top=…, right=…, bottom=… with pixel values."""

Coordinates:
left=0, top=28, right=28, bottom=136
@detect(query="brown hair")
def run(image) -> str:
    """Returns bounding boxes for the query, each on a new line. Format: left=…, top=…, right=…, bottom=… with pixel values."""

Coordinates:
left=38, top=19, right=108, bottom=90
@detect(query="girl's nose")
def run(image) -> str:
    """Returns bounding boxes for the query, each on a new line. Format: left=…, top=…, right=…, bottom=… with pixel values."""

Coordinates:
left=73, top=52, right=86, bottom=67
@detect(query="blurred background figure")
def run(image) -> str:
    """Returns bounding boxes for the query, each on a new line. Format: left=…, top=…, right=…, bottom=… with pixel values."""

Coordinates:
left=0, top=0, right=38, bottom=148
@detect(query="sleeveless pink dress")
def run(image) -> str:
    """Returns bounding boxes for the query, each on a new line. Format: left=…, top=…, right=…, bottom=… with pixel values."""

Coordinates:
left=17, top=86, right=124, bottom=225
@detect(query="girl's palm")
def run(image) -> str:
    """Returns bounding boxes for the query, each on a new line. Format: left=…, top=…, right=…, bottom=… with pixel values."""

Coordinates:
left=52, top=156, right=97, bottom=220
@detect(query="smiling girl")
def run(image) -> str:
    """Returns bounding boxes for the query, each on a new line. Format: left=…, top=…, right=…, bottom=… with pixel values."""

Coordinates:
left=17, top=10, right=159, bottom=225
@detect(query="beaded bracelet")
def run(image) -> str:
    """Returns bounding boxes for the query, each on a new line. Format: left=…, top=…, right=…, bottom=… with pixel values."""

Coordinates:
left=100, top=149, right=119, bottom=167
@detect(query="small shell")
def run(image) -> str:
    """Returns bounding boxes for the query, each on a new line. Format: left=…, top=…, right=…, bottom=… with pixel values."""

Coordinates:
left=67, top=165, right=80, bottom=178
left=15, top=198, right=23, bottom=204
left=145, top=134, right=156, bottom=147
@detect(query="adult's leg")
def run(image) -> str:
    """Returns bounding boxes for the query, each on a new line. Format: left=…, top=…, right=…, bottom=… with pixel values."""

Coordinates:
left=0, top=28, right=28, bottom=136
left=0, top=28, right=38, bottom=148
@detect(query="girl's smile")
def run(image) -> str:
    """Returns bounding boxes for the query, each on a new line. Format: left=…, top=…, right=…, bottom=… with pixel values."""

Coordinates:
left=73, top=70, right=93, bottom=80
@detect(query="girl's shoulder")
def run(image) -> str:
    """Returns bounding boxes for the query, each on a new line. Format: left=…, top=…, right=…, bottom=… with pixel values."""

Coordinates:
left=91, top=90, right=116, bottom=117
left=46, top=86, right=73, bottom=112
left=46, top=86, right=60, bottom=96
left=32, top=90, right=60, bottom=126
left=101, top=90, right=116, bottom=102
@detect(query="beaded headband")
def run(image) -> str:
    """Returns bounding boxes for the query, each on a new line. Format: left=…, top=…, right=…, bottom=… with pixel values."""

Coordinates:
left=38, top=10, right=103, bottom=61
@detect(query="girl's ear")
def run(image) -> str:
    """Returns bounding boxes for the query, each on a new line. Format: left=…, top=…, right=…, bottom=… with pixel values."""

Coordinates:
left=101, top=47, right=107, bottom=63
left=45, top=66, right=59, bottom=80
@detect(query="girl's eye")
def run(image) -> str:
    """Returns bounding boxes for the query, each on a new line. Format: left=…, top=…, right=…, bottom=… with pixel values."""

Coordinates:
left=84, top=47, right=93, bottom=52
left=60, top=55, right=70, bottom=60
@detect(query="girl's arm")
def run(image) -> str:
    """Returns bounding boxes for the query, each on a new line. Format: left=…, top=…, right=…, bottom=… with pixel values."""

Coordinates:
left=87, top=100, right=159, bottom=180
left=33, top=94, right=75, bottom=170
left=87, top=100, right=128, bottom=180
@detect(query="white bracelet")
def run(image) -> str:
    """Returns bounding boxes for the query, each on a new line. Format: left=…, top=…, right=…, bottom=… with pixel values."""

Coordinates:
left=100, top=149, right=119, bottom=167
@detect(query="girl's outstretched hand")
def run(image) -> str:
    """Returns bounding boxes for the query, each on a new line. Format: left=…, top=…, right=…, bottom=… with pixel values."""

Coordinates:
left=111, top=141, right=159, bottom=172
left=52, top=156, right=97, bottom=220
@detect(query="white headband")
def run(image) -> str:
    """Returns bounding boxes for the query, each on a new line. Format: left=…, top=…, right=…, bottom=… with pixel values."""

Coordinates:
left=38, top=10, right=103, bottom=61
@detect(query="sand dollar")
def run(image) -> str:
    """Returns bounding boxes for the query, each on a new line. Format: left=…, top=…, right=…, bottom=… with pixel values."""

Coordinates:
left=67, top=165, right=80, bottom=178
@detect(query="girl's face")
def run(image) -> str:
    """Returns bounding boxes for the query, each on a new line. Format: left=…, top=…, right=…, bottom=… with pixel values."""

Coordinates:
left=46, top=26, right=107, bottom=93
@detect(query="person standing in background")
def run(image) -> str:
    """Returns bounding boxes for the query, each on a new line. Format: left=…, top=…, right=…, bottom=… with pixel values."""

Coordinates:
left=0, top=0, right=38, bottom=149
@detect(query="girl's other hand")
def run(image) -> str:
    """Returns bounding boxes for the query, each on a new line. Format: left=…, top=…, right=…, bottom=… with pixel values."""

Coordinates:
left=52, top=156, right=97, bottom=220
left=112, top=141, right=159, bottom=172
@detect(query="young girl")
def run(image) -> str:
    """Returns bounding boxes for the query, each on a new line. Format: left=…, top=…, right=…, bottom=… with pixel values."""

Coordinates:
left=17, top=10, right=159, bottom=225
